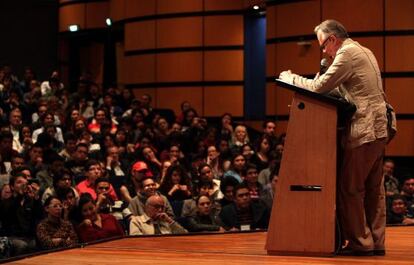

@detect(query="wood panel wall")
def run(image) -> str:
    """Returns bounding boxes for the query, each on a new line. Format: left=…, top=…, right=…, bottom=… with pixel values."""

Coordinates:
left=112, top=0, right=246, bottom=116
left=266, top=0, right=414, bottom=156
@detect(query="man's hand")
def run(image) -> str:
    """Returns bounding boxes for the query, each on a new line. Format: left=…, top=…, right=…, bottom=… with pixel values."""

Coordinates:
left=155, top=213, right=174, bottom=224
left=279, top=70, right=294, bottom=83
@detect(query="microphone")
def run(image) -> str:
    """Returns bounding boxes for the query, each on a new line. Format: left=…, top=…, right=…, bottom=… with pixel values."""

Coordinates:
left=320, top=58, right=330, bottom=75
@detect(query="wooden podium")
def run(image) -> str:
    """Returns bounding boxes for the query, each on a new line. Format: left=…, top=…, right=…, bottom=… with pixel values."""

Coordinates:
left=266, top=80, right=350, bottom=256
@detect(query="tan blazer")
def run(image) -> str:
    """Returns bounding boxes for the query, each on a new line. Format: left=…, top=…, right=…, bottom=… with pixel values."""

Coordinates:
left=129, top=214, right=187, bottom=236
left=292, top=38, right=388, bottom=148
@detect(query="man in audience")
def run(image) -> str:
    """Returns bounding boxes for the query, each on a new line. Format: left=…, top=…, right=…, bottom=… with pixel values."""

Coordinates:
left=219, top=184, right=270, bottom=231
left=383, top=159, right=399, bottom=197
left=0, top=174, right=43, bottom=256
left=76, top=159, right=117, bottom=201
left=386, top=194, right=414, bottom=225
left=129, top=194, right=187, bottom=235
left=128, top=177, right=174, bottom=218
left=65, top=143, right=89, bottom=184
left=8, top=108, right=23, bottom=153
left=400, top=176, right=414, bottom=207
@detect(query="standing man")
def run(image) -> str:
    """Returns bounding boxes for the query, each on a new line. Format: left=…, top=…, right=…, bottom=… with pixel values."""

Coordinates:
left=279, top=20, right=390, bottom=256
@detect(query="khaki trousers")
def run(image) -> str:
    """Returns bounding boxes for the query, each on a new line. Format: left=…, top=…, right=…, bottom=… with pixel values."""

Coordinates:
left=338, top=138, right=387, bottom=251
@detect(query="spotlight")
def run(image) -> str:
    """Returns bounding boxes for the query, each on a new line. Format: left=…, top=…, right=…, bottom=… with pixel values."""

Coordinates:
left=253, top=5, right=259, bottom=10
left=106, top=18, right=112, bottom=26
left=68, top=24, right=79, bottom=32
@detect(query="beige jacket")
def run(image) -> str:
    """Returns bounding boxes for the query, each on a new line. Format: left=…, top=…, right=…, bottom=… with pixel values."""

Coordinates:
left=292, top=38, right=388, bottom=148
left=129, top=214, right=188, bottom=236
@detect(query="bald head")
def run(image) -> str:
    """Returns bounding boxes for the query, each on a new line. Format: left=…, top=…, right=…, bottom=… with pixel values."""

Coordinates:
left=146, top=195, right=164, bottom=206
left=144, top=194, right=166, bottom=219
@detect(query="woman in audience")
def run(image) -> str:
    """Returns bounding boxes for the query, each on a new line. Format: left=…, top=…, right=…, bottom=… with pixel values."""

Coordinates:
left=223, top=153, right=246, bottom=183
left=185, top=195, right=224, bottom=233
left=76, top=193, right=124, bottom=243
left=206, top=145, right=224, bottom=179
left=36, top=196, right=78, bottom=249
left=140, top=146, right=162, bottom=181
left=18, top=124, right=33, bottom=154
left=230, top=125, right=249, bottom=153
left=241, top=143, right=255, bottom=164
left=159, top=165, right=192, bottom=202
left=251, top=135, right=272, bottom=172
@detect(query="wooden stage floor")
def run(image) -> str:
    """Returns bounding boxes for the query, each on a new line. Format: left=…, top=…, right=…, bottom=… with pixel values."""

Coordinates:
left=8, top=226, right=414, bottom=265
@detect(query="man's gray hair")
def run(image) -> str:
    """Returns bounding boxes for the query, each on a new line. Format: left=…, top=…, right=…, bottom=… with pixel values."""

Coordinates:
left=314, top=19, right=349, bottom=39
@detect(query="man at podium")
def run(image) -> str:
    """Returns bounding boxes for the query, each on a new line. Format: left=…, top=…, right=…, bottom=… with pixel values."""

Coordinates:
left=279, top=20, right=389, bottom=256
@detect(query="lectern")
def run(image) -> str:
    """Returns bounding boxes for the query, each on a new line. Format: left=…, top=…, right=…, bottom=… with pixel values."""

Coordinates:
left=266, top=80, right=351, bottom=256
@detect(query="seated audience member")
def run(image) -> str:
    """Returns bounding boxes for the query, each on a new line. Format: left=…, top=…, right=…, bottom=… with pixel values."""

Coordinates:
left=386, top=194, right=414, bottom=225
left=36, top=196, right=78, bottom=249
left=185, top=195, right=224, bottom=233
left=219, top=184, right=270, bottom=231
left=129, top=195, right=187, bottom=236
left=65, top=143, right=89, bottom=184
left=42, top=168, right=79, bottom=204
left=262, top=120, right=278, bottom=141
left=181, top=180, right=221, bottom=218
left=223, top=153, right=246, bottom=183
left=76, top=193, right=124, bottom=243
left=206, top=145, right=224, bottom=179
left=1, top=183, right=12, bottom=200
left=242, top=163, right=264, bottom=201
left=0, top=174, right=43, bottom=256
left=32, top=111, right=64, bottom=144
left=76, top=159, right=117, bottom=201
left=94, top=177, right=131, bottom=228
left=197, top=163, right=223, bottom=201
left=139, top=146, right=162, bottom=181
left=56, top=187, right=78, bottom=224
left=258, top=159, right=280, bottom=187
left=250, top=135, right=272, bottom=173
left=125, top=161, right=154, bottom=202
left=217, top=113, right=233, bottom=143
left=260, top=167, right=279, bottom=210
left=87, top=108, right=117, bottom=135
left=229, top=125, right=249, bottom=153
left=0, top=131, right=19, bottom=172
left=128, top=177, right=174, bottom=218
left=241, top=144, right=255, bottom=164
left=59, top=132, right=77, bottom=161
left=219, top=176, right=239, bottom=207
left=105, top=145, right=129, bottom=200
left=401, top=176, right=414, bottom=207
left=159, top=165, right=192, bottom=202
left=35, top=154, right=66, bottom=194
left=383, top=159, right=399, bottom=197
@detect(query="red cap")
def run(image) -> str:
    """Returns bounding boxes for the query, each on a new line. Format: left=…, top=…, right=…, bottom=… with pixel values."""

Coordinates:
left=132, top=161, right=153, bottom=177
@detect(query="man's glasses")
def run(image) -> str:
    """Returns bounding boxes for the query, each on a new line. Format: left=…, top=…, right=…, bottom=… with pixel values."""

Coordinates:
left=320, top=35, right=333, bottom=51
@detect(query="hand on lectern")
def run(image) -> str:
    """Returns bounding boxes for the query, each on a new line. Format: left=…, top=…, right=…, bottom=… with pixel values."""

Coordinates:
left=279, top=70, right=294, bottom=84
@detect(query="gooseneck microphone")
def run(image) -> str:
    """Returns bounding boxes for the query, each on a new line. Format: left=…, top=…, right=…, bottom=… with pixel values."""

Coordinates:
left=320, top=58, right=330, bottom=75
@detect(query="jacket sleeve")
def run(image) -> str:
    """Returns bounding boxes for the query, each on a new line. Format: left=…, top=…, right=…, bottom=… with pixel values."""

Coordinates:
left=185, top=216, right=220, bottom=232
left=129, top=217, right=143, bottom=236
left=293, top=49, right=353, bottom=94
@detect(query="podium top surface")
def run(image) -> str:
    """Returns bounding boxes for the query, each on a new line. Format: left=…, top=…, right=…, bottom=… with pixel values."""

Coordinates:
left=275, top=79, right=351, bottom=109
